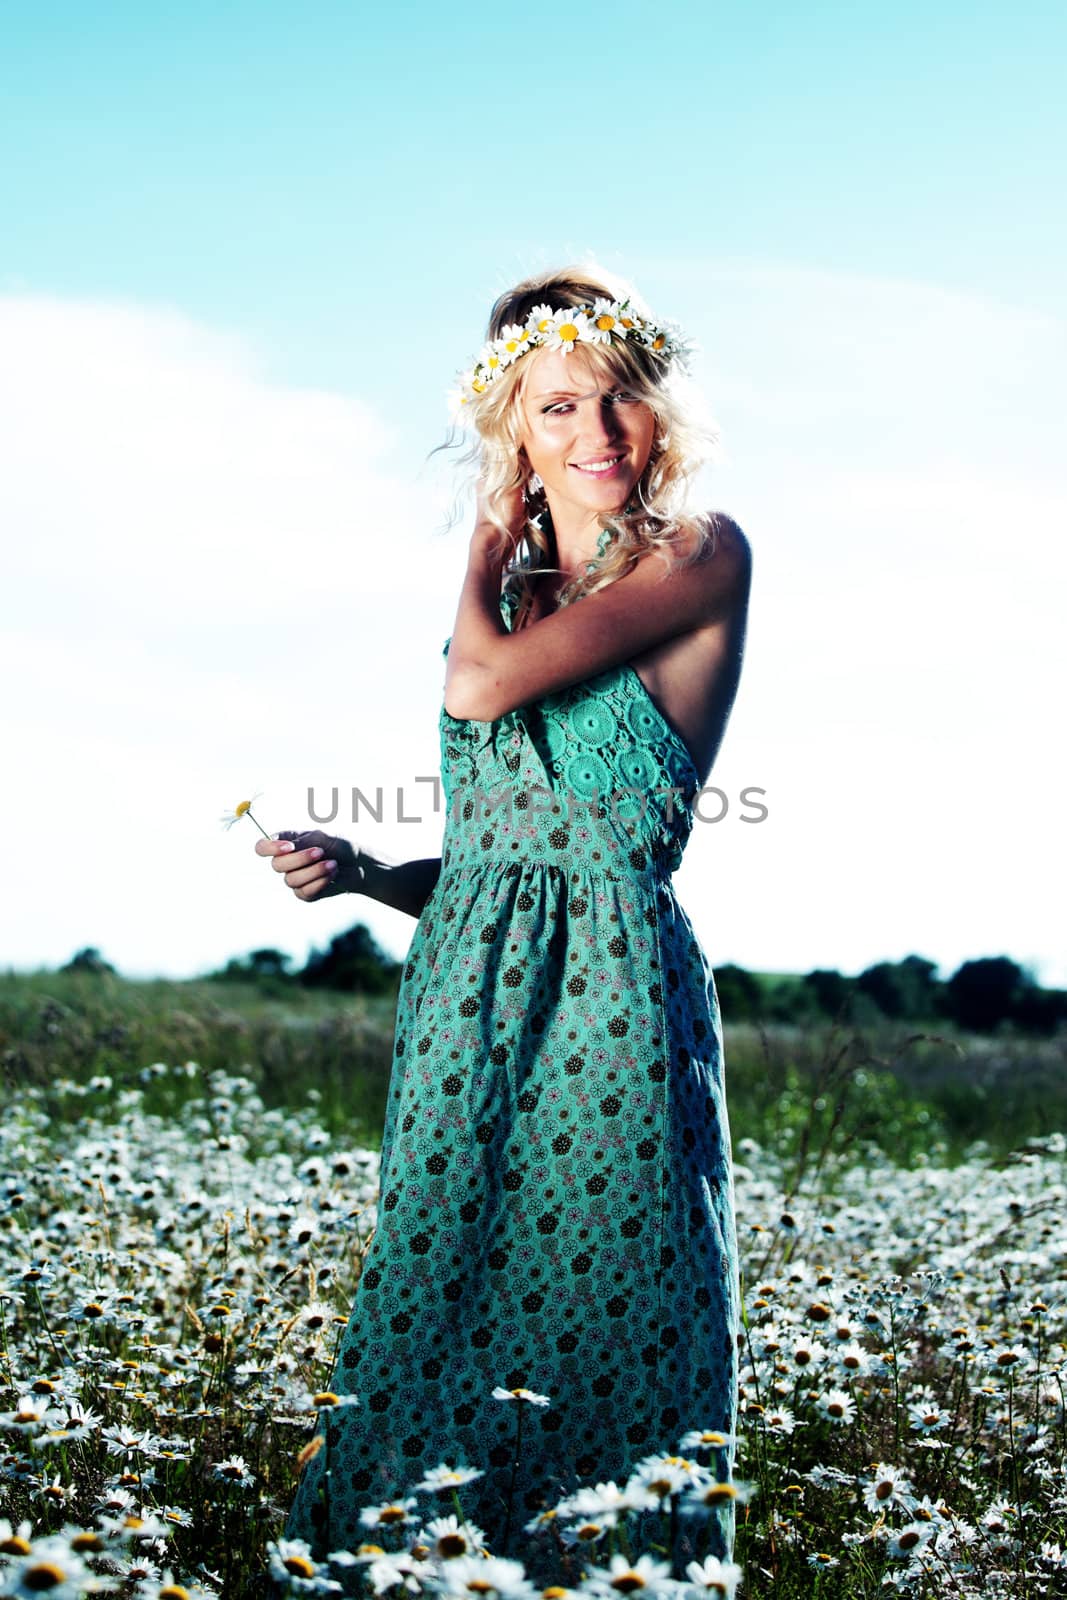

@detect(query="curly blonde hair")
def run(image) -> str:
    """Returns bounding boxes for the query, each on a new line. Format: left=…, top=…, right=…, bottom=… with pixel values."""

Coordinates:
left=447, top=265, right=723, bottom=631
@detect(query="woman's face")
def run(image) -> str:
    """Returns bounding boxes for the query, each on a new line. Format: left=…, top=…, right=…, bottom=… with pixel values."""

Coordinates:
left=516, top=346, right=656, bottom=533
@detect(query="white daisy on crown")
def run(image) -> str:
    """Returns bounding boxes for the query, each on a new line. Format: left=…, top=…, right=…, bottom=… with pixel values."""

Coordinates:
left=450, top=297, right=693, bottom=418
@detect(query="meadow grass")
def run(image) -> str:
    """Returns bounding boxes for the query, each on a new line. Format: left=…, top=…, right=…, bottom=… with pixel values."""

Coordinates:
left=0, top=973, right=1064, bottom=1597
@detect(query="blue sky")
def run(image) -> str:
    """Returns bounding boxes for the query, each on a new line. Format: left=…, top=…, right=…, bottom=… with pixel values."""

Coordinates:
left=3, top=1, right=1065, bottom=984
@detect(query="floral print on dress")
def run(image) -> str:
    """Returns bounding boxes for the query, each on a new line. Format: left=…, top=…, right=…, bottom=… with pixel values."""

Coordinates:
left=285, top=571, right=741, bottom=1579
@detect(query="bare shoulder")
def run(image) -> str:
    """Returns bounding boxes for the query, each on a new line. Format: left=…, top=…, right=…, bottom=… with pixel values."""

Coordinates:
left=698, top=510, right=752, bottom=578
left=656, top=511, right=751, bottom=619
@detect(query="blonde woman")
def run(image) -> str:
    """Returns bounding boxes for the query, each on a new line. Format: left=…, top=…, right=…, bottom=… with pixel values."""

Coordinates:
left=261, top=266, right=752, bottom=1578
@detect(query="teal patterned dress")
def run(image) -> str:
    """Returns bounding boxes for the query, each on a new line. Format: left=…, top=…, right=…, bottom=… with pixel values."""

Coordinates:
left=285, top=545, right=741, bottom=1573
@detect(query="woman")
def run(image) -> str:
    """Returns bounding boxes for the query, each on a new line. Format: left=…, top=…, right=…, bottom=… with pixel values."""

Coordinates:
left=258, top=266, right=752, bottom=1576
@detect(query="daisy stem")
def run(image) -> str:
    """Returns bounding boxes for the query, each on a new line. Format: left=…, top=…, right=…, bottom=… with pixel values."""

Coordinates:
left=501, top=1400, right=525, bottom=1555
left=248, top=811, right=273, bottom=840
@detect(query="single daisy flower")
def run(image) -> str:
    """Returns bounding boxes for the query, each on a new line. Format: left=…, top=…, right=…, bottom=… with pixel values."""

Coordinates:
left=414, top=1464, right=485, bottom=1492
left=685, top=1555, right=743, bottom=1596
left=528, top=303, right=557, bottom=335
left=220, top=794, right=271, bottom=838
left=498, top=323, right=533, bottom=363
left=586, top=299, right=625, bottom=344
left=491, top=1385, right=550, bottom=1406
left=544, top=309, right=590, bottom=354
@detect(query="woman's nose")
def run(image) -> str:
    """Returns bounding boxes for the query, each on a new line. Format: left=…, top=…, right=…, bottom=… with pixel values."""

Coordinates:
left=581, top=396, right=620, bottom=443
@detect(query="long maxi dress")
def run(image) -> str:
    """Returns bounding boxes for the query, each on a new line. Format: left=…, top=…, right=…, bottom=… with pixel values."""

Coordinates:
left=284, top=554, right=741, bottom=1574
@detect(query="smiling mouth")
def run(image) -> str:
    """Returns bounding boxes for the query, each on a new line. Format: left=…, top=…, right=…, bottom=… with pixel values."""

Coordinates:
left=570, top=454, right=626, bottom=476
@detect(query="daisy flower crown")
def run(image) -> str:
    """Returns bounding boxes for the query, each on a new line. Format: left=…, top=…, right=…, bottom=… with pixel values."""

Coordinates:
left=450, top=298, right=694, bottom=419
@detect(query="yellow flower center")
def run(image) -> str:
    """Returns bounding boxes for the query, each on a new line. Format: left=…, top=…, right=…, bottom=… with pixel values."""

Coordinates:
left=611, top=1574, right=646, bottom=1593
left=284, top=1557, right=317, bottom=1578
left=439, top=1534, right=468, bottom=1558
left=235, top=801, right=251, bottom=817
left=379, top=1505, right=409, bottom=1523
left=159, top=1588, right=192, bottom=1600
left=21, top=1565, right=69, bottom=1591
left=558, top=322, right=579, bottom=343
left=652, top=336, right=665, bottom=349
left=596, top=315, right=615, bottom=331
left=0, top=1538, right=32, bottom=1556
left=313, top=1392, right=340, bottom=1407
left=537, top=317, right=552, bottom=331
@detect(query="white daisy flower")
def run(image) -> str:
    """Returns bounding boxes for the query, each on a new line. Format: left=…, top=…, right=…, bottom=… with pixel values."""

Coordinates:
left=528, top=303, right=557, bottom=336
left=212, top=1453, right=255, bottom=1488
left=477, top=340, right=508, bottom=382
left=583, top=1551, right=674, bottom=1594
left=586, top=299, right=625, bottom=344
left=268, top=1537, right=335, bottom=1589
left=431, top=1553, right=539, bottom=1599
left=421, top=1513, right=486, bottom=1559
left=678, top=1428, right=736, bottom=1452
left=835, top=1339, right=873, bottom=1376
left=544, top=309, right=590, bottom=354
left=359, top=1497, right=418, bottom=1528
left=366, top=1551, right=432, bottom=1594
left=685, top=1555, right=743, bottom=1596
left=558, top=1481, right=640, bottom=1517
left=414, top=1464, right=484, bottom=1493
left=560, top=1518, right=614, bottom=1546
left=908, top=1399, right=949, bottom=1433
left=887, top=1522, right=935, bottom=1558
left=862, top=1463, right=913, bottom=1514
left=627, top=1454, right=706, bottom=1508
left=0, top=1394, right=55, bottom=1433
left=497, top=323, right=533, bottom=364
left=0, top=1518, right=34, bottom=1555
left=2, top=1539, right=94, bottom=1600
left=682, top=1477, right=756, bottom=1512
left=817, top=1388, right=857, bottom=1424
left=491, top=1385, right=550, bottom=1406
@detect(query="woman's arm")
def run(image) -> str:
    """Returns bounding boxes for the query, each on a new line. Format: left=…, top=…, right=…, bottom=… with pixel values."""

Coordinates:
left=354, top=850, right=442, bottom=921
left=258, top=833, right=442, bottom=921
left=445, top=514, right=751, bottom=725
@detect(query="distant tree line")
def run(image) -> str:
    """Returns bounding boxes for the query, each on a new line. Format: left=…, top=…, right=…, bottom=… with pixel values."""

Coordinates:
left=57, top=929, right=403, bottom=997
left=58, top=944, right=1066, bottom=1033
left=714, top=954, right=1067, bottom=1035
left=202, top=925, right=403, bottom=996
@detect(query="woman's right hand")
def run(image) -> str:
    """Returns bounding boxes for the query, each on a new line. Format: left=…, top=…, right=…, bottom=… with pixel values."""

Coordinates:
left=255, top=830, right=363, bottom=901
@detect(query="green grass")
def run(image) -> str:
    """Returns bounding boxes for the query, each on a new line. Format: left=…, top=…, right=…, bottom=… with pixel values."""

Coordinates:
left=3, top=970, right=1065, bottom=1170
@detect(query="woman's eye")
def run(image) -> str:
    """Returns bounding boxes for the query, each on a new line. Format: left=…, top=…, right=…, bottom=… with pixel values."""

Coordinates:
left=543, top=403, right=574, bottom=415
left=610, top=391, right=640, bottom=404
